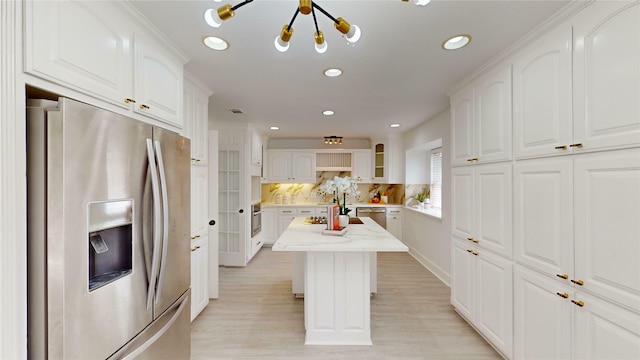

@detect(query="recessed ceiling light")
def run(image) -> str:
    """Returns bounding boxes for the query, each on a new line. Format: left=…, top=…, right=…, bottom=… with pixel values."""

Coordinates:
left=323, top=110, right=335, bottom=116
left=414, top=0, right=431, bottom=6
left=442, top=34, right=471, bottom=50
left=203, top=36, right=229, bottom=51
left=390, top=123, right=401, bottom=128
left=323, top=68, right=343, bottom=77
left=270, top=126, right=279, bottom=130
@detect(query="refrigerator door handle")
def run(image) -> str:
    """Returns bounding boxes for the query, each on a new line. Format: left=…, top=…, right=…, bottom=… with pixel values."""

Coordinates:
left=146, top=139, right=162, bottom=311
left=153, top=140, right=170, bottom=303
left=117, top=291, right=190, bottom=360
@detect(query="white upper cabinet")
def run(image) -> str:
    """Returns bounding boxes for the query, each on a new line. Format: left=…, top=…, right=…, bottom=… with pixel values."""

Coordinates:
left=351, top=150, right=372, bottom=182
left=512, top=25, right=573, bottom=159
left=24, top=1, right=132, bottom=108
left=573, top=1, right=640, bottom=153
left=133, top=33, right=183, bottom=128
left=251, top=131, right=263, bottom=166
left=267, top=150, right=315, bottom=183
left=451, top=65, right=512, bottom=166
left=371, top=135, right=404, bottom=184
left=24, top=1, right=186, bottom=128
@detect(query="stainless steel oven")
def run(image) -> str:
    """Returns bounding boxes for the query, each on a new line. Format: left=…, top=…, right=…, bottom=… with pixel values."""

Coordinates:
left=251, top=202, right=262, bottom=237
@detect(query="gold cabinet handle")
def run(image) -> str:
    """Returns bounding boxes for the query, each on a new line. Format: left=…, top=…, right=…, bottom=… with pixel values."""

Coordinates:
left=556, top=292, right=569, bottom=299
left=571, top=279, right=584, bottom=286
left=556, top=274, right=569, bottom=280
left=467, top=157, right=479, bottom=162
left=191, top=158, right=201, bottom=162
left=472, top=251, right=479, bottom=256
left=140, top=104, right=150, bottom=110
left=190, top=246, right=201, bottom=252
left=466, top=237, right=479, bottom=243
left=571, top=300, right=585, bottom=307
left=190, top=235, right=201, bottom=240
left=569, top=143, right=583, bottom=148
left=555, top=145, right=567, bottom=150
left=466, top=249, right=473, bottom=253
left=124, top=98, right=136, bottom=104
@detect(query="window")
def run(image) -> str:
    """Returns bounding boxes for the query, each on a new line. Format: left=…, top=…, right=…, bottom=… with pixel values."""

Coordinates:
left=430, top=148, right=442, bottom=209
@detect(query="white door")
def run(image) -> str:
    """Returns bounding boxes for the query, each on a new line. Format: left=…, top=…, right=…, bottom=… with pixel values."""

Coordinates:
left=475, top=163, right=512, bottom=258
left=218, top=141, right=247, bottom=266
left=573, top=1, right=640, bottom=152
left=208, top=130, right=219, bottom=297
left=574, top=292, right=640, bottom=360
left=474, top=248, right=513, bottom=358
left=451, top=239, right=475, bottom=321
left=512, top=24, right=573, bottom=159
left=450, top=87, right=475, bottom=166
left=573, top=149, right=640, bottom=311
left=514, top=157, right=574, bottom=279
left=513, top=266, right=571, bottom=360
left=474, top=65, right=512, bottom=164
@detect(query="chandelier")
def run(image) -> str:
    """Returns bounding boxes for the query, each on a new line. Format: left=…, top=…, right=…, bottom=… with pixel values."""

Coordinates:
left=324, top=136, right=343, bottom=145
left=205, top=0, right=361, bottom=53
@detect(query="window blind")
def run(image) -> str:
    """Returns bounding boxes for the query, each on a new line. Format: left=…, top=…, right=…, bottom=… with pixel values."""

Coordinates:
left=430, top=148, right=442, bottom=209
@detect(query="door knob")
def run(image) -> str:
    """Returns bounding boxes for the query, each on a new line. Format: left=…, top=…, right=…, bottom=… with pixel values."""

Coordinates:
left=239, top=209, right=244, bottom=213
left=209, top=219, right=216, bottom=226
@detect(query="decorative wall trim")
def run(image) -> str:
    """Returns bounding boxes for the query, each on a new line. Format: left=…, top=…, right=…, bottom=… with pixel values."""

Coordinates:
left=1, top=1, right=27, bottom=358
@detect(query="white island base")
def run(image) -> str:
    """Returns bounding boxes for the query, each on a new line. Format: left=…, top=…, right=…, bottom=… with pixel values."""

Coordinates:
left=304, top=251, right=372, bottom=345
left=272, top=217, right=408, bottom=346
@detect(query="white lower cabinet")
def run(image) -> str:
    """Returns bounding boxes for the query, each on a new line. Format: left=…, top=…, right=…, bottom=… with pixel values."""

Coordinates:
left=190, top=235, right=208, bottom=322
left=451, top=238, right=513, bottom=358
left=262, top=208, right=278, bottom=246
left=514, top=265, right=640, bottom=360
left=249, top=231, right=264, bottom=261
left=386, top=208, right=402, bottom=241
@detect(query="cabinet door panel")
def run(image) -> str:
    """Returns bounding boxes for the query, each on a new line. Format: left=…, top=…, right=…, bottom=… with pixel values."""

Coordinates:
left=475, top=163, right=512, bottom=258
left=134, top=35, right=183, bottom=127
left=190, top=165, right=208, bottom=238
left=574, top=292, right=640, bottom=360
left=451, top=88, right=475, bottom=166
left=25, top=1, right=132, bottom=107
left=573, top=2, right=640, bottom=152
left=574, top=149, right=640, bottom=310
left=451, top=168, right=474, bottom=240
left=513, top=25, right=573, bottom=159
left=451, top=239, right=475, bottom=321
left=352, top=150, right=372, bottom=182
left=475, top=249, right=513, bottom=358
left=514, top=158, right=573, bottom=278
left=267, top=151, right=290, bottom=182
left=291, top=152, right=315, bottom=182
left=513, top=266, right=571, bottom=360
left=475, top=66, right=512, bottom=163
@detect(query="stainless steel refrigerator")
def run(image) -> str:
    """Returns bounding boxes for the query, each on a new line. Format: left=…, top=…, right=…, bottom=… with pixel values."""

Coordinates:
left=27, top=97, right=191, bottom=359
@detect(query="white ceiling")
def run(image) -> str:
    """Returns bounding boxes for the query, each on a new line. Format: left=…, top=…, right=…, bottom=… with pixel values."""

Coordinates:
left=130, top=0, right=570, bottom=138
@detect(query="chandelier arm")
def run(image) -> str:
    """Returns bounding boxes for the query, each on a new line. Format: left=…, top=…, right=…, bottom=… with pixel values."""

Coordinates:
left=311, top=5, right=320, bottom=34
left=231, top=0, right=254, bottom=11
left=287, top=8, right=300, bottom=31
left=312, top=2, right=339, bottom=24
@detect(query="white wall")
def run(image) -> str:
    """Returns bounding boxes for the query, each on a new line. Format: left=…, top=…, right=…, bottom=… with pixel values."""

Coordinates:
left=402, top=108, right=451, bottom=286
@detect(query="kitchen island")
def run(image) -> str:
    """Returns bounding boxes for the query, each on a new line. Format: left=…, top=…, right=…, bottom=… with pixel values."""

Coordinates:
left=272, top=217, right=408, bottom=345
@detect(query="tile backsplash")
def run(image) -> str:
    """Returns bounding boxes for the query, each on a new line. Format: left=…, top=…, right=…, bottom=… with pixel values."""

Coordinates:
left=261, top=171, right=405, bottom=204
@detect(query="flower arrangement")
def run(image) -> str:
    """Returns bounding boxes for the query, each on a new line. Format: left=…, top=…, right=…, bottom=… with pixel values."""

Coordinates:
left=318, top=176, right=361, bottom=215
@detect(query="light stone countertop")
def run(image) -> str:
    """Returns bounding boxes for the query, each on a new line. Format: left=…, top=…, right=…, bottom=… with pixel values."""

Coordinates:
left=272, top=217, right=408, bottom=253
left=261, top=202, right=403, bottom=208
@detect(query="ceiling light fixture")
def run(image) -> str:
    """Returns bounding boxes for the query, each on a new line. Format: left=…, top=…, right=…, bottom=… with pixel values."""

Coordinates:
left=324, top=136, right=343, bottom=145
left=322, top=110, right=335, bottom=116
left=323, top=68, right=343, bottom=77
left=442, top=34, right=472, bottom=50
left=390, top=123, right=401, bottom=128
left=202, top=36, right=229, bottom=51
left=204, top=0, right=361, bottom=54
left=270, top=126, right=280, bottom=130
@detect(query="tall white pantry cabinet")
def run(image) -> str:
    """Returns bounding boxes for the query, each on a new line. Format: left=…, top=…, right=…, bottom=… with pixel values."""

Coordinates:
left=450, top=1, right=640, bottom=359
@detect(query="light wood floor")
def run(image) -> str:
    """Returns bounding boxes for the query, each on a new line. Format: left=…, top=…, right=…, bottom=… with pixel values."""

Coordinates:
left=191, top=249, right=501, bottom=359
